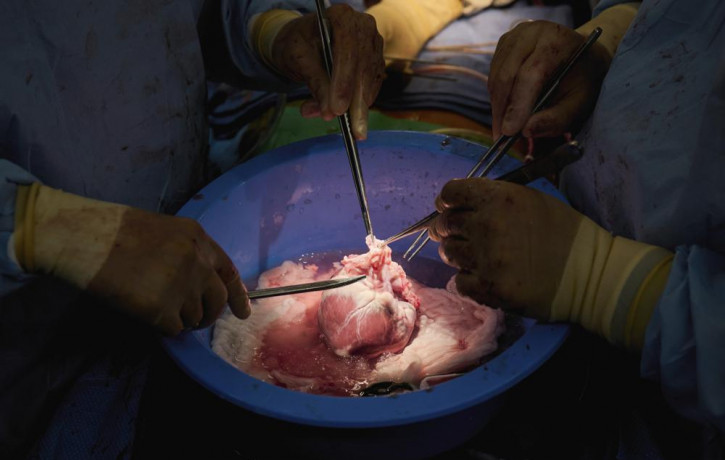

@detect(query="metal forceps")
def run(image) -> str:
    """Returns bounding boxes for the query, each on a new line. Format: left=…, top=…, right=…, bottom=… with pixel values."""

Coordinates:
left=314, top=0, right=374, bottom=238
left=382, top=140, right=584, bottom=246
left=248, top=275, right=366, bottom=300
left=388, top=27, right=602, bottom=260
left=190, top=276, right=365, bottom=330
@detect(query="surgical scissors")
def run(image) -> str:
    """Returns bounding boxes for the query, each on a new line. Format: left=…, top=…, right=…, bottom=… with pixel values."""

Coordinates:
left=389, top=27, right=602, bottom=260
left=314, top=0, right=374, bottom=238
left=247, top=275, right=366, bottom=300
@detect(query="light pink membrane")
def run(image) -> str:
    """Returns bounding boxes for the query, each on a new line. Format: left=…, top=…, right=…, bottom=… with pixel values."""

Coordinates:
left=212, top=238, right=505, bottom=396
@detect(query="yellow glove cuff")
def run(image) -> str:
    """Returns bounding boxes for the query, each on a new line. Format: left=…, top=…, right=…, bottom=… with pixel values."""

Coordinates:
left=251, top=9, right=303, bottom=75
left=576, top=3, right=641, bottom=59
left=367, top=0, right=463, bottom=64
left=13, top=184, right=128, bottom=288
left=14, top=182, right=41, bottom=272
left=623, top=252, right=672, bottom=349
left=551, top=217, right=673, bottom=351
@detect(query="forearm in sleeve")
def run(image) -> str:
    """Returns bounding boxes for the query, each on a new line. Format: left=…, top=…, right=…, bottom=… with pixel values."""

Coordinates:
left=641, top=245, right=725, bottom=432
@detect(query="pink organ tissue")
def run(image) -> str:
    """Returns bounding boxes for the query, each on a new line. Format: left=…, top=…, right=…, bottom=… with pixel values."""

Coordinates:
left=212, top=237, right=505, bottom=396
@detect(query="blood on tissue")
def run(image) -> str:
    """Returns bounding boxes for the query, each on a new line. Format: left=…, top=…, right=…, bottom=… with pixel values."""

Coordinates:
left=339, top=235, right=420, bottom=308
left=212, top=240, right=506, bottom=396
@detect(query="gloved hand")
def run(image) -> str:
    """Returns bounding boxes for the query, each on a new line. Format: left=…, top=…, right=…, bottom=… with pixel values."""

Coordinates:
left=428, top=178, right=673, bottom=350
left=488, top=3, right=641, bottom=140
left=251, top=4, right=385, bottom=140
left=366, top=0, right=463, bottom=65
left=13, top=183, right=251, bottom=336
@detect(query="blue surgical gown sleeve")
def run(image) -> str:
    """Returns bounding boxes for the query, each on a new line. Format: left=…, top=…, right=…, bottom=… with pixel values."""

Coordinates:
left=221, top=0, right=317, bottom=90
left=560, top=0, right=725, bottom=434
left=0, top=160, right=38, bottom=295
left=642, top=247, right=725, bottom=433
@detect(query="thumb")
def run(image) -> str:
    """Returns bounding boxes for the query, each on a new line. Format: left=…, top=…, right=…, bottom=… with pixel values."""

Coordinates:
left=349, top=80, right=369, bottom=140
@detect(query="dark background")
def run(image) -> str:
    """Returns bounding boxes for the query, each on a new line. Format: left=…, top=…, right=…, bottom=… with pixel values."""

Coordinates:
left=132, top=326, right=703, bottom=460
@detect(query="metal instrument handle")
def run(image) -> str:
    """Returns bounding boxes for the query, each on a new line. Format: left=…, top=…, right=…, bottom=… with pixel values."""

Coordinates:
left=314, top=0, right=374, bottom=237
left=248, top=275, right=366, bottom=299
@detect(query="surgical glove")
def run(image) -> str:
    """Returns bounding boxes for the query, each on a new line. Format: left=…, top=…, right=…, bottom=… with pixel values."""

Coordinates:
left=366, top=0, right=463, bottom=65
left=488, top=3, right=640, bottom=140
left=428, top=178, right=673, bottom=350
left=252, top=5, right=385, bottom=140
left=13, top=183, right=251, bottom=336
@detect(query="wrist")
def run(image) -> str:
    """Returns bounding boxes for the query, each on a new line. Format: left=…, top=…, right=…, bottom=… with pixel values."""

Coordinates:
left=552, top=219, right=673, bottom=350
left=13, top=182, right=41, bottom=272
left=575, top=3, right=640, bottom=59
left=250, top=9, right=302, bottom=76
left=587, top=237, right=672, bottom=349
left=14, top=184, right=129, bottom=288
left=621, top=249, right=672, bottom=350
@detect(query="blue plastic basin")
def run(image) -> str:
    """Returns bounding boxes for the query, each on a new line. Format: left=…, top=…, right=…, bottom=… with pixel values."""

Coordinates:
left=162, top=131, right=569, bottom=459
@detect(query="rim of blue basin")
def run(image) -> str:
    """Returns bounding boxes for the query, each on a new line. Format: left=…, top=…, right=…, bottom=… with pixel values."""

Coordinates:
left=161, top=130, right=570, bottom=429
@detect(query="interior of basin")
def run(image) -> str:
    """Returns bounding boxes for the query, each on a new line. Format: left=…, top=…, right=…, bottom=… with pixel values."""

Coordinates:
left=162, top=131, right=569, bottom=428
